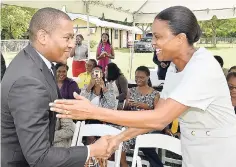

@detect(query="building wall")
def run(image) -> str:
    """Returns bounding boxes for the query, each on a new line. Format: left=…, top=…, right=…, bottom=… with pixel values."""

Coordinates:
left=72, top=18, right=129, bottom=49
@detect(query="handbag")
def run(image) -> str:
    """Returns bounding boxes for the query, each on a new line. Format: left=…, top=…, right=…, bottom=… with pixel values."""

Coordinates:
left=84, top=157, right=107, bottom=167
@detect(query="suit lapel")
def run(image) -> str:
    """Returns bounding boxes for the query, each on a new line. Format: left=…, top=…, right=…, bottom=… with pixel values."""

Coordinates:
left=24, top=44, right=58, bottom=145
left=24, top=44, right=58, bottom=99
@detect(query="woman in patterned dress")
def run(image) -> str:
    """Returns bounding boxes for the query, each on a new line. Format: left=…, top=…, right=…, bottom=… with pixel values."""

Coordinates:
left=125, top=66, right=163, bottom=167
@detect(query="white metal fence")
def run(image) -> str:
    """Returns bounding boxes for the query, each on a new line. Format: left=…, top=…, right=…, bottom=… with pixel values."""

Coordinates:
left=1, top=38, right=236, bottom=53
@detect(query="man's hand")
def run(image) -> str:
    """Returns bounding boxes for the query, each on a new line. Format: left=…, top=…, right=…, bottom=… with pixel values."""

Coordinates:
left=89, top=136, right=111, bottom=159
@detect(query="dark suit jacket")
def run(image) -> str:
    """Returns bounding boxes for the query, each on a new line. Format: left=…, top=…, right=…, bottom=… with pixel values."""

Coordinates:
left=1, top=44, right=88, bottom=167
left=152, top=51, right=170, bottom=80
left=1, top=53, right=6, bottom=81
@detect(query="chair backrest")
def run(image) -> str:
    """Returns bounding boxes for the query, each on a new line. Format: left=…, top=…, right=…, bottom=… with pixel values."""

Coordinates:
left=71, top=121, right=81, bottom=147
left=131, top=134, right=181, bottom=167
left=77, top=122, right=122, bottom=142
left=77, top=121, right=124, bottom=167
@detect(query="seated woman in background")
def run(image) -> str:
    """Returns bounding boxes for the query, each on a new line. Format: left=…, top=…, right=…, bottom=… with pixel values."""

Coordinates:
left=80, top=65, right=117, bottom=123
left=55, top=63, right=80, bottom=99
left=54, top=63, right=79, bottom=147
left=227, top=72, right=236, bottom=113
left=77, top=59, right=97, bottom=89
left=105, top=63, right=128, bottom=110
left=125, top=66, right=163, bottom=167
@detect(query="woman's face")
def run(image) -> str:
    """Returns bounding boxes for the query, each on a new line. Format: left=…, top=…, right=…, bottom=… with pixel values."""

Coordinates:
left=102, top=34, right=108, bottom=43
left=135, top=70, right=149, bottom=87
left=152, top=19, right=184, bottom=62
left=85, top=60, right=94, bottom=73
left=56, top=66, right=67, bottom=82
left=228, top=76, right=236, bottom=98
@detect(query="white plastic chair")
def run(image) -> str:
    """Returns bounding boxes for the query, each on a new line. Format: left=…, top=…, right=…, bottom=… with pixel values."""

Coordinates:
left=71, top=121, right=81, bottom=147
left=132, top=134, right=182, bottom=167
left=77, top=121, right=124, bottom=167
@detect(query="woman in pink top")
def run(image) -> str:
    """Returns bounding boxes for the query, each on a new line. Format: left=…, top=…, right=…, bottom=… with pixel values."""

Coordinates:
left=96, top=33, right=115, bottom=72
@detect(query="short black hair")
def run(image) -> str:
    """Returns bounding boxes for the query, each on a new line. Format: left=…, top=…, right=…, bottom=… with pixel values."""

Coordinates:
left=135, top=66, right=152, bottom=87
left=88, top=59, right=97, bottom=67
left=214, top=55, right=224, bottom=67
left=29, top=7, right=71, bottom=41
left=226, top=72, right=236, bottom=81
left=55, top=63, right=69, bottom=71
left=229, top=66, right=236, bottom=73
left=76, top=34, right=84, bottom=40
left=155, top=6, right=202, bottom=45
left=107, top=63, right=122, bottom=82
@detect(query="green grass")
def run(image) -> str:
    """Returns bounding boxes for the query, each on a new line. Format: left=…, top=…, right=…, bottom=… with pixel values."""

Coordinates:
left=3, top=47, right=236, bottom=79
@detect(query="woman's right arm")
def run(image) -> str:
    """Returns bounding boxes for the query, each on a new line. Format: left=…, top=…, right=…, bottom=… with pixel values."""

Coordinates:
left=96, top=47, right=103, bottom=60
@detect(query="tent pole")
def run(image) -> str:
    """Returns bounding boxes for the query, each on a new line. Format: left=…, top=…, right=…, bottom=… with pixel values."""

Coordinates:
left=129, top=16, right=135, bottom=79
left=86, top=2, right=91, bottom=59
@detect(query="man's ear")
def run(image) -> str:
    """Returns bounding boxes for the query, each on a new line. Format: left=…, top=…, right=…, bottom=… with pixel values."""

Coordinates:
left=36, top=29, right=48, bottom=45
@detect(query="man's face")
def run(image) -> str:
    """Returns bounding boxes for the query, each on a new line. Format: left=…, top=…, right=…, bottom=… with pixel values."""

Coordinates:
left=76, top=35, right=82, bottom=45
left=44, top=19, right=75, bottom=64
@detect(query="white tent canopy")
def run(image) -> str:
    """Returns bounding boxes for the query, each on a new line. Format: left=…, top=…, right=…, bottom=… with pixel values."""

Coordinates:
left=3, top=0, right=236, bottom=23
left=2, top=0, right=236, bottom=79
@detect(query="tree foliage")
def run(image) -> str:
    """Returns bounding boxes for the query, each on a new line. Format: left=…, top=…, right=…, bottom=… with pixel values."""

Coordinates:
left=1, top=5, right=37, bottom=39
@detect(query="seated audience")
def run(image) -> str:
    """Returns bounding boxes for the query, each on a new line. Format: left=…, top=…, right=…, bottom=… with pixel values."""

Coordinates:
left=54, top=63, right=79, bottom=147
left=227, top=72, right=236, bottom=114
left=229, top=66, right=236, bottom=73
left=77, top=59, right=97, bottom=89
left=80, top=65, right=117, bottom=122
left=214, top=55, right=228, bottom=76
left=125, top=66, right=163, bottom=167
left=105, top=63, right=128, bottom=110
left=55, top=63, right=80, bottom=99
left=54, top=118, right=75, bottom=148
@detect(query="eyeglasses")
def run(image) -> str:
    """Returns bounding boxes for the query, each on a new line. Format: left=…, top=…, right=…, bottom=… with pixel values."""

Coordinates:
left=228, top=85, right=236, bottom=91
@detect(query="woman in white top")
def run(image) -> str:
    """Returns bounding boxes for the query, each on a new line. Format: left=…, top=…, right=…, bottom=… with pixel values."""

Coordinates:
left=50, top=6, right=236, bottom=167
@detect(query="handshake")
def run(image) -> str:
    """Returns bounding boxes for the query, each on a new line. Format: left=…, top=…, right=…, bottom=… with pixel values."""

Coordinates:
left=88, top=135, right=122, bottom=159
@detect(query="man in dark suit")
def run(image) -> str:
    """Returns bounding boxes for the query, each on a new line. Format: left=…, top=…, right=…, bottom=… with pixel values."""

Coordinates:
left=1, top=8, right=109, bottom=167
left=1, top=52, right=6, bottom=81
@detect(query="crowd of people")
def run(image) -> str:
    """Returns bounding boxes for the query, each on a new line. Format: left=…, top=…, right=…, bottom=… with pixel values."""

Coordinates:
left=1, top=5, right=236, bottom=167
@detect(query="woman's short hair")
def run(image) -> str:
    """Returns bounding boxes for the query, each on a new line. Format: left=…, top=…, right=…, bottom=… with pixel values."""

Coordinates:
left=227, top=72, right=236, bottom=81
left=76, top=34, right=84, bottom=40
left=55, top=63, right=69, bottom=71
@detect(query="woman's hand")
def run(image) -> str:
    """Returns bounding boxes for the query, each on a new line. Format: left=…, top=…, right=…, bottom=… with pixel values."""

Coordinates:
left=95, top=78, right=105, bottom=89
left=100, top=52, right=107, bottom=58
left=87, top=78, right=96, bottom=91
left=49, top=92, right=96, bottom=120
left=129, top=101, right=150, bottom=109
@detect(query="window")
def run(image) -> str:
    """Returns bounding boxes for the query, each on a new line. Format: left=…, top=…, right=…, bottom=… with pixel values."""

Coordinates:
left=115, top=30, right=118, bottom=39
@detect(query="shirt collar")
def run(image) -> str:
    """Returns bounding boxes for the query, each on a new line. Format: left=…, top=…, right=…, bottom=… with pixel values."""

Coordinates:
left=35, top=50, right=52, bottom=70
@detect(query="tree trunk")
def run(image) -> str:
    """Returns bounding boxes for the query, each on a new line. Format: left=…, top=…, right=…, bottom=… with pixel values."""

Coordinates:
left=212, top=28, right=217, bottom=47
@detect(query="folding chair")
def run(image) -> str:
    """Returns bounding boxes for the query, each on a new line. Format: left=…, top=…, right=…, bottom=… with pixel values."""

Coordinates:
left=71, top=121, right=81, bottom=147
left=132, top=134, right=182, bottom=167
left=77, top=121, right=124, bottom=167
